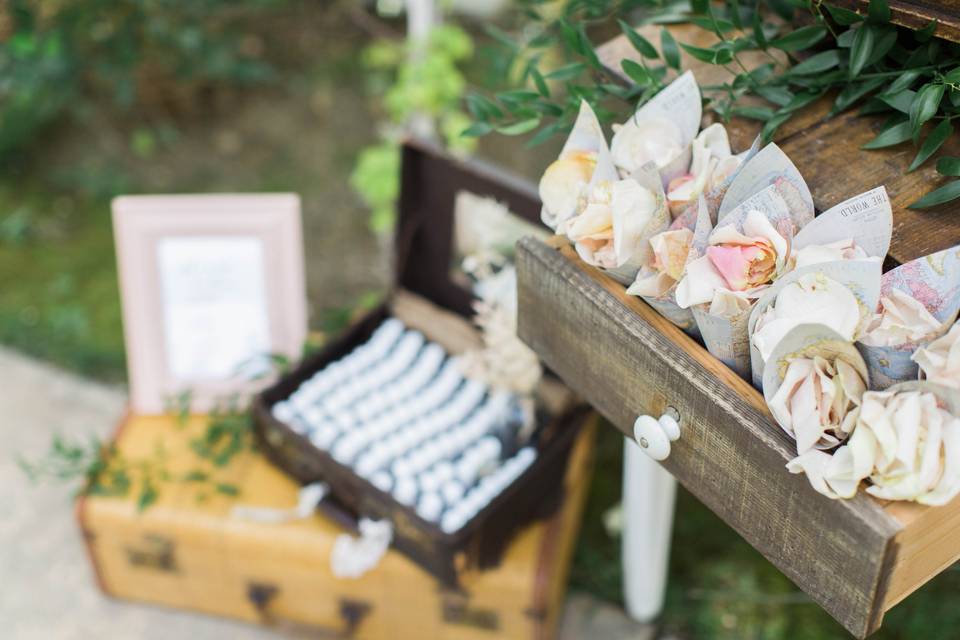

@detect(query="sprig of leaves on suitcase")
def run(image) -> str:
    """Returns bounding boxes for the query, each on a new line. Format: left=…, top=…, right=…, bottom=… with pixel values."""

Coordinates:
left=465, top=0, right=960, bottom=208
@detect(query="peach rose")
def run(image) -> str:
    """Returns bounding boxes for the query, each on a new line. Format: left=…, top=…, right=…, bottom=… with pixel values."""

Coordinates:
left=538, top=150, right=597, bottom=228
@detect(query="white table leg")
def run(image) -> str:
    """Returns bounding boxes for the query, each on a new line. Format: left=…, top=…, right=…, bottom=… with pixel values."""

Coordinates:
left=621, top=436, right=677, bottom=623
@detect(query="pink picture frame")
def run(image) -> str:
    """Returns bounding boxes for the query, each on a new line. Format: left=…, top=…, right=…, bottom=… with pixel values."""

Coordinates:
left=112, top=193, right=307, bottom=414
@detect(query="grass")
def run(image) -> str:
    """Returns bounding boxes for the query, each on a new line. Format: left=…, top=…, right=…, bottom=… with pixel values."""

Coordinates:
left=0, top=185, right=124, bottom=380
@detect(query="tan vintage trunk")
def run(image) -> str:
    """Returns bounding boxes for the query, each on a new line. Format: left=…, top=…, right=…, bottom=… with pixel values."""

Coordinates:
left=77, top=413, right=596, bottom=639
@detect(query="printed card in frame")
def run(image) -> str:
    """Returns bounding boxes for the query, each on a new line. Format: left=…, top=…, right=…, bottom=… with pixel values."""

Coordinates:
left=113, top=194, right=307, bottom=414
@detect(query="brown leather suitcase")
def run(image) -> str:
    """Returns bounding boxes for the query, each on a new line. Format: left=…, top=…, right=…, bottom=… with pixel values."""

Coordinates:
left=77, top=412, right=596, bottom=639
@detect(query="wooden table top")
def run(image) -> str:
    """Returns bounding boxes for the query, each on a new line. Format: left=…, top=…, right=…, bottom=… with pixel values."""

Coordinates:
left=597, top=22, right=960, bottom=267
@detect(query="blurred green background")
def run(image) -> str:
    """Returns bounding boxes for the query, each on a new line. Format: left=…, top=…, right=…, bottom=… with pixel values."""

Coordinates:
left=2, top=1, right=956, bottom=638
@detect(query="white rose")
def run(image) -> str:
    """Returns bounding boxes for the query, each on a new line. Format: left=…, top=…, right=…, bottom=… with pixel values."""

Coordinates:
left=610, top=116, right=684, bottom=176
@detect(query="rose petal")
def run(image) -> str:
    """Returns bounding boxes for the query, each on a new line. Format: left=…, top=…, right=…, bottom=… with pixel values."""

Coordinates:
left=675, top=254, right=728, bottom=309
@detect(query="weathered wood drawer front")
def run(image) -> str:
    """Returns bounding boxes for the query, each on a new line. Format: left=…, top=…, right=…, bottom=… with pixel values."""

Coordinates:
left=516, top=237, right=960, bottom=638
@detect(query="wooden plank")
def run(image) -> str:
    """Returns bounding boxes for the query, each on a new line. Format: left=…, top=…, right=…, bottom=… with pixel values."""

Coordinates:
left=516, top=237, right=900, bottom=638
left=882, top=496, right=960, bottom=610
left=778, top=113, right=960, bottom=264
left=830, top=0, right=960, bottom=43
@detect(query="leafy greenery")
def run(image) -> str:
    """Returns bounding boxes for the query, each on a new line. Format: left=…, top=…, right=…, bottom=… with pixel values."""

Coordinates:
left=465, top=0, right=960, bottom=207
left=351, top=23, right=476, bottom=233
left=21, top=398, right=256, bottom=511
left=0, top=0, right=285, bottom=163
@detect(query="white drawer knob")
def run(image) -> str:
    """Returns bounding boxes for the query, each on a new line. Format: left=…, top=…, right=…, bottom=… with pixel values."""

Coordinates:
left=632, top=411, right=681, bottom=461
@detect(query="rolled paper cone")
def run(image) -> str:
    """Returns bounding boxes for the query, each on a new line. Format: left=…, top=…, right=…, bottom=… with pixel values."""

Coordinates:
left=858, top=244, right=960, bottom=388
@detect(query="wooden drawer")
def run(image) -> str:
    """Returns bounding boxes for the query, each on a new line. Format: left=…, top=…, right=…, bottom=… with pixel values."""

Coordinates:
left=515, top=237, right=960, bottom=639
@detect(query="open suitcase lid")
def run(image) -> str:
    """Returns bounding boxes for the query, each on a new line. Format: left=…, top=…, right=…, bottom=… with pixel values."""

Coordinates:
left=393, top=139, right=542, bottom=318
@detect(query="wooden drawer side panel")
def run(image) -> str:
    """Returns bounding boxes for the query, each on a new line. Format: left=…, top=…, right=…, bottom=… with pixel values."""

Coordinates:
left=516, top=238, right=901, bottom=638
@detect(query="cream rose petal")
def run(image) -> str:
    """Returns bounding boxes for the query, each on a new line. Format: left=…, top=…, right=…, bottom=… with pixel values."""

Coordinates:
left=566, top=201, right=613, bottom=241
left=649, top=228, right=693, bottom=281
left=610, top=117, right=685, bottom=176
left=611, top=179, right=657, bottom=268
left=627, top=269, right=675, bottom=298
left=752, top=274, right=862, bottom=361
left=787, top=450, right=842, bottom=499
left=742, top=209, right=789, bottom=268
left=861, top=289, right=942, bottom=347
left=539, top=150, right=597, bottom=227
left=913, top=322, right=960, bottom=389
left=675, top=254, right=729, bottom=308
left=920, top=415, right=960, bottom=506
left=769, top=358, right=814, bottom=436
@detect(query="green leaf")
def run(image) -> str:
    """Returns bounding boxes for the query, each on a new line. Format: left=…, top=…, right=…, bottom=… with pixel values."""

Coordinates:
left=531, top=68, right=549, bottom=97
left=790, top=50, right=842, bottom=75
left=527, top=120, right=566, bottom=148
left=783, top=90, right=827, bottom=113
left=770, top=26, right=827, bottom=52
left=661, top=28, right=681, bottom=70
left=868, top=0, right=891, bottom=23
left=909, top=83, right=945, bottom=133
left=859, top=97, right=893, bottom=116
left=944, top=67, right=960, bottom=84
left=754, top=85, right=794, bottom=107
left=680, top=43, right=733, bottom=65
left=577, top=25, right=602, bottom=69
left=909, top=120, right=953, bottom=171
left=885, top=69, right=924, bottom=95
left=559, top=19, right=582, bottom=55
left=752, top=10, right=768, bottom=48
left=461, top=122, right=493, bottom=137
left=837, top=28, right=856, bottom=48
left=908, top=180, right=960, bottom=208
left=618, top=20, right=658, bottom=58
left=916, top=20, right=938, bottom=42
left=545, top=62, right=586, bottom=81
left=729, top=0, right=743, bottom=29
left=732, top=105, right=776, bottom=121
left=880, top=89, right=916, bottom=113
left=761, top=111, right=792, bottom=143
left=215, top=483, right=239, bottom=496
left=831, top=77, right=885, bottom=115
left=849, top=25, right=875, bottom=78
left=137, top=480, right=158, bottom=512
left=867, top=27, right=898, bottom=66
left=861, top=120, right=912, bottom=149
left=621, top=59, right=652, bottom=86
left=496, top=118, right=541, bottom=135
left=937, top=156, right=960, bottom=176
left=690, top=16, right=736, bottom=34
left=496, top=89, right=540, bottom=103
left=825, top=5, right=863, bottom=25
left=767, top=0, right=795, bottom=21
